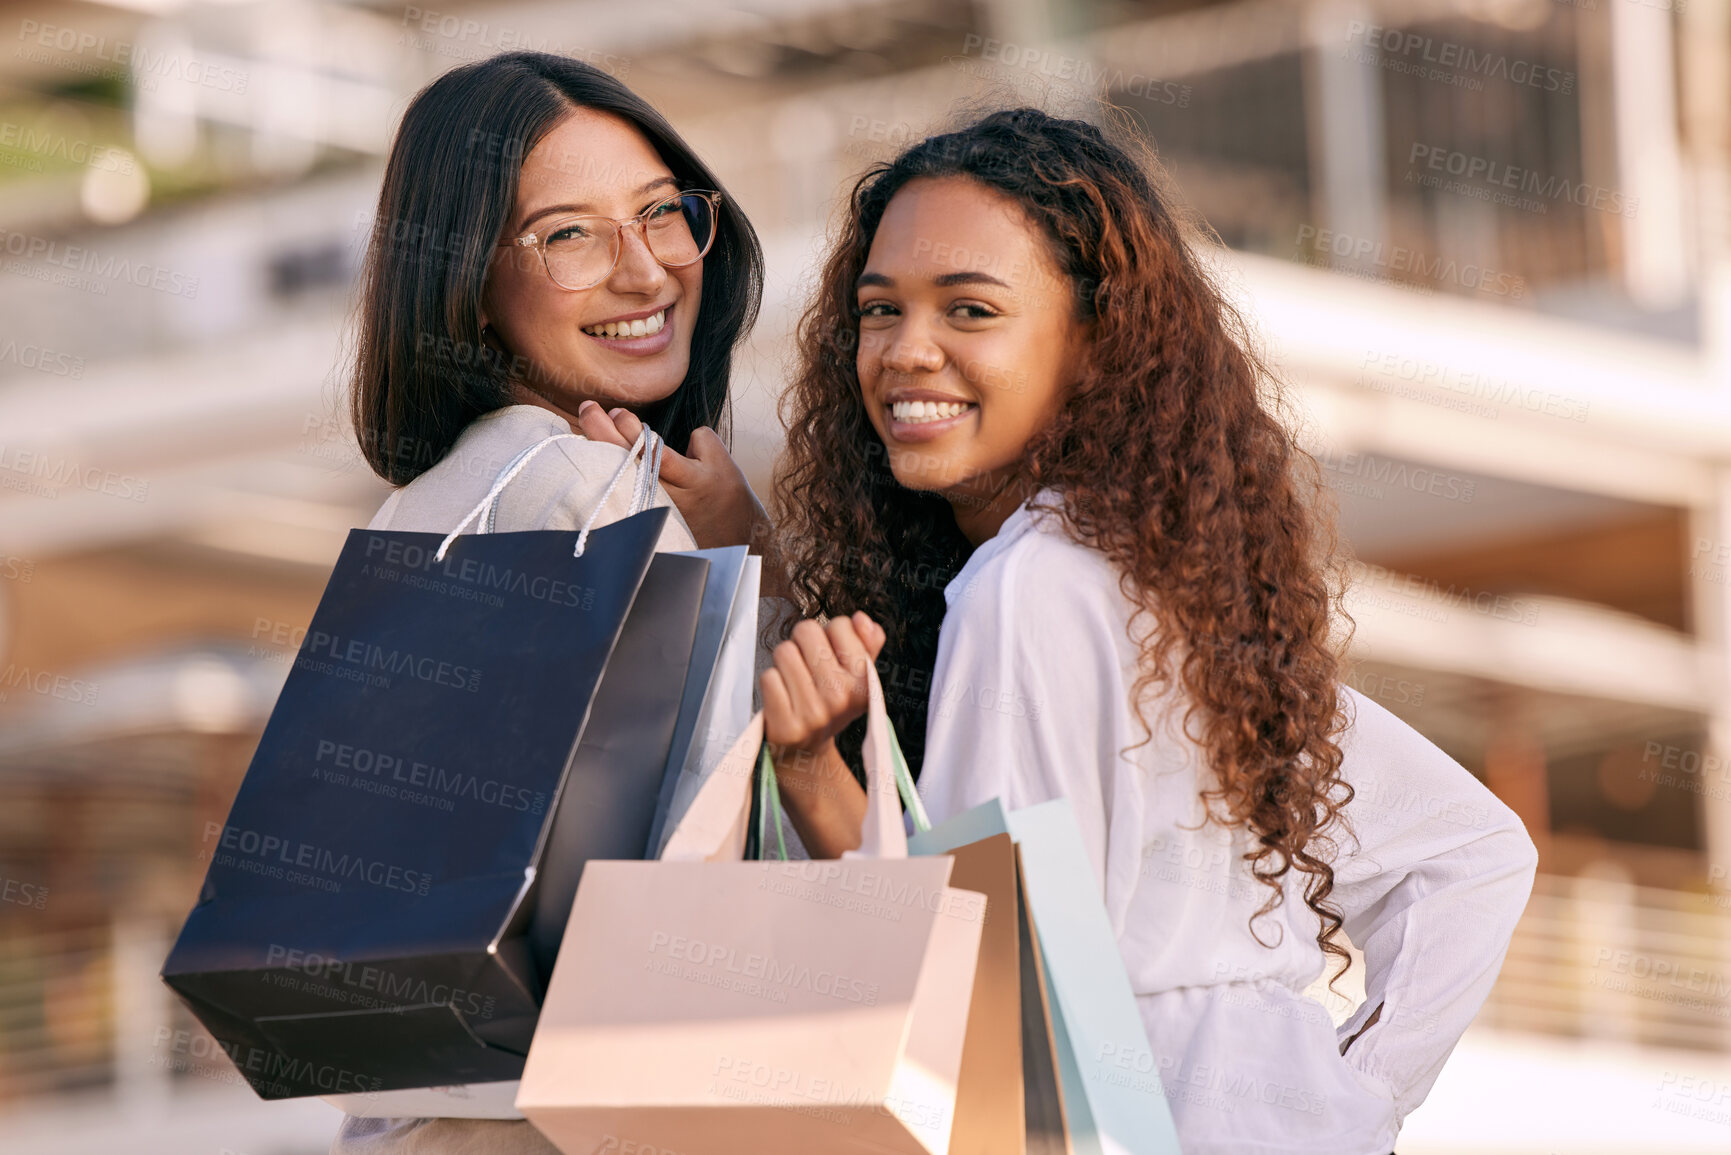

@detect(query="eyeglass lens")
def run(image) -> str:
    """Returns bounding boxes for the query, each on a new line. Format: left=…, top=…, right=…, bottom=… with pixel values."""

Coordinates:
left=542, top=193, right=716, bottom=290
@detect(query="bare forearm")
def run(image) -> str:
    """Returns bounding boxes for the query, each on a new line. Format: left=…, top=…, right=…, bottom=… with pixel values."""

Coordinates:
left=769, top=740, right=867, bottom=858
left=748, top=513, right=794, bottom=602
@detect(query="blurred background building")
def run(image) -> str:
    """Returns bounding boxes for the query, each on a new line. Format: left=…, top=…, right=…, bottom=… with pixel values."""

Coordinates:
left=0, top=0, right=1727, bottom=1150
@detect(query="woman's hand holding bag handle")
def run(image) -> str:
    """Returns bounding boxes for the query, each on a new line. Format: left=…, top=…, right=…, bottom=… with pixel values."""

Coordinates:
left=660, top=659, right=929, bottom=863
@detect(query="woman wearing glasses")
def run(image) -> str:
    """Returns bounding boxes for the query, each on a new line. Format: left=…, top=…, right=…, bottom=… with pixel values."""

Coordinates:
left=351, top=50, right=766, bottom=555
left=332, top=50, right=764, bottom=1155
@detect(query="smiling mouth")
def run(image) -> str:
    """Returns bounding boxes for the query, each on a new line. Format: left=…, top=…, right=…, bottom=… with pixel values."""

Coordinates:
left=890, top=399, right=976, bottom=424
left=582, top=307, right=667, bottom=340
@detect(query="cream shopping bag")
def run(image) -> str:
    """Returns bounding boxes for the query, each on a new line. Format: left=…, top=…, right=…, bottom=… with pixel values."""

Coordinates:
left=516, top=664, right=986, bottom=1155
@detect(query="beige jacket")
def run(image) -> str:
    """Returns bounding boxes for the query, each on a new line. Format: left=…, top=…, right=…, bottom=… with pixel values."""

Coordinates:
left=331, top=403, right=694, bottom=1155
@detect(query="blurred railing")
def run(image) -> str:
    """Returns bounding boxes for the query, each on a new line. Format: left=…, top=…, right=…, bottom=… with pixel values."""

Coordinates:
left=4, top=873, right=1730, bottom=1113
left=0, top=923, right=114, bottom=1102
left=1482, top=872, right=1731, bottom=1053
left=0, top=915, right=187, bottom=1112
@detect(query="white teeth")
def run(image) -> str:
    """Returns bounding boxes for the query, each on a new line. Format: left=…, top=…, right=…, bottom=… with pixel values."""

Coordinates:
left=584, top=309, right=665, bottom=339
left=890, top=400, right=972, bottom=423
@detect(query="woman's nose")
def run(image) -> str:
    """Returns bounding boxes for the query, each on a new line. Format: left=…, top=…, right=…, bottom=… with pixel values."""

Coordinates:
left=880, top=329, right=943, bottom=374
left=607, top=226, right=667, bottom=295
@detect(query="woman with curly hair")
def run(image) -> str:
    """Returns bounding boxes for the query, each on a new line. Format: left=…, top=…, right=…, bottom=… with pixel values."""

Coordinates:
left=756, top=108, right=1538, bottom=1154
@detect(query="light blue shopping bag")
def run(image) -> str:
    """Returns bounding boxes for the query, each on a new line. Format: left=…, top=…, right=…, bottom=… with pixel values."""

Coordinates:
left=910, top=797, right=1183, bottom=1155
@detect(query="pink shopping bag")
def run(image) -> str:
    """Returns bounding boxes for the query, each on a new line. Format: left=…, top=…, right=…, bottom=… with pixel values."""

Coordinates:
left=516, top=664, right=986, bottom=1155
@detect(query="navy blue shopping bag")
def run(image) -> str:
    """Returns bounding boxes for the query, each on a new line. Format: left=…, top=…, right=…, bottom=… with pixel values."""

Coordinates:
left=161, top=507, right=709, bottom=1099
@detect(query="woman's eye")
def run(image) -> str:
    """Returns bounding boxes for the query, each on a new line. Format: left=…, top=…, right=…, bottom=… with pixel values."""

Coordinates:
left=547, top=223, right=591, bottom=244
left=952, top=302, right=999, bottom=320
left=858, top=300, right=898, bottom=318
left=647, top=199, right=681, bottom=218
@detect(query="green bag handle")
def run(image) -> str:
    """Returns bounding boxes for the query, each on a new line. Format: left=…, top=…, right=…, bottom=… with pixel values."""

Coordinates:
left=886, top=719, right=931, bottom=834
left=755, top=742, right=789, bottom=862
left=755, top=711, right=931, bottom=858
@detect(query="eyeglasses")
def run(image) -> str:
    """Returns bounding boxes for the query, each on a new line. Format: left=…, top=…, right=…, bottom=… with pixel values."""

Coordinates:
left=504, top=189, right=722, bottom=291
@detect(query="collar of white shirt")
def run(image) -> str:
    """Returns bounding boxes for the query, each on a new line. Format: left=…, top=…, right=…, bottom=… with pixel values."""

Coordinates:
left=943, top=487, right=1065, bottom=608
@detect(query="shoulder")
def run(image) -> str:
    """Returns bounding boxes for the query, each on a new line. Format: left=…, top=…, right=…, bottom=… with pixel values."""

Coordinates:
left=369, top=405, right=570, bottom=522
left=1334, top=685, right=1517, bottom=833
left=369, top=406, right=631, bottom=534
left=941, top=497, right=1133, bottom=676
left=458, top=405, right=631, bottom=483
left=435, top=405, right=577, bottom=478
left=1334, top=684, right=1449, bottom=769
left=946, top=497, right=1126, bottom=632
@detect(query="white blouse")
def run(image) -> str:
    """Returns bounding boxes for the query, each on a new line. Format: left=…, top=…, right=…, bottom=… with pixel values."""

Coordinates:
left=917, top=493, right=1538, bottom=1155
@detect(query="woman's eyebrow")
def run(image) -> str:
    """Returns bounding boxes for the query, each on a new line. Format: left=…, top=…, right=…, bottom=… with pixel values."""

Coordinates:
left=933, top=271, right=1010, bottom=289
left=520, top=175, right=678, bottom=231
left=855, top=270, right=1012, bottom=290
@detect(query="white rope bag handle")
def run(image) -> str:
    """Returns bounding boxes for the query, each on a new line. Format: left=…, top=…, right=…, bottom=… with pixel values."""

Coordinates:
left=434, top=428, right=663, bottom=562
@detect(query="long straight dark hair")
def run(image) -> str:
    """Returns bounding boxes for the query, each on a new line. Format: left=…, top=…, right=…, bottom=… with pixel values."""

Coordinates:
left=351, top=52, right=764, bottom=484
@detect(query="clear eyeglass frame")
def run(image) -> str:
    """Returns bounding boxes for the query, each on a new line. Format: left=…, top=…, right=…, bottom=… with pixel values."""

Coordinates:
left=504, top=189, right=723, bottom=291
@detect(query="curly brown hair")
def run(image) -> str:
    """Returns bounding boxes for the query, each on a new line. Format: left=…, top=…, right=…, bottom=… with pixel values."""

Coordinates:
left=775, top=107, right=1355, bottom=976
